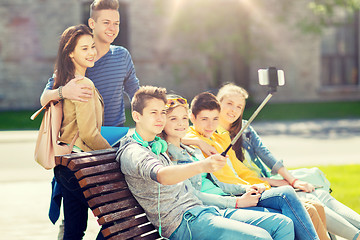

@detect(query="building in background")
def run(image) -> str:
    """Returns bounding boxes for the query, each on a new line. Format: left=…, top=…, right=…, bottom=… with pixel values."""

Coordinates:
left=0, top=0, right=359, bottom=110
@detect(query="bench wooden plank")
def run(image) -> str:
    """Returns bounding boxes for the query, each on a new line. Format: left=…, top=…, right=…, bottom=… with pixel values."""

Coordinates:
left=78, top=172, right=123, bottom=188
left=93, top=198, right=138, bottom=217
left=75, top=162, right=119, bottom=179
left=68, top=153, right=117, bottom=171
left=87, top=190, right=133, bottom=208
left=132, top=230, right=160, bottom=240
left=101, top=214, right=151, bottom=237
left=98, top=207, right=145, bottom=225
left=107, top=224, right=159, bottom=240
left=56, top=148, right=117, bottom=167
left=83, top=182, right=128, bottom=199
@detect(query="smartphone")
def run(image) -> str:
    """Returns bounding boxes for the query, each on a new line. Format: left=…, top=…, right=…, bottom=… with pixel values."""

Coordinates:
left=258, top=68, right=285, bottom=86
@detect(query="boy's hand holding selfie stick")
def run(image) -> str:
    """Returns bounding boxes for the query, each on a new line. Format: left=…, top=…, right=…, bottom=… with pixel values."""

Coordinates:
left=203, top=154, right=228, bottom=173
left=221, top=67, right=285, bottom=157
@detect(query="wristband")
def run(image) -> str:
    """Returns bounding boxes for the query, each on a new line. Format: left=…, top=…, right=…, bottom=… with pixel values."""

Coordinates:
left=58, top=86, right=64, bottom=100
left=290, top=178, right=299, bottom=187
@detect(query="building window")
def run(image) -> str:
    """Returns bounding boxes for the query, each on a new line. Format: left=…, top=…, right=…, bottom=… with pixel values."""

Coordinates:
left=321, top=10, right=359, bottom=87
left=81, top=1, right=129, bottom=49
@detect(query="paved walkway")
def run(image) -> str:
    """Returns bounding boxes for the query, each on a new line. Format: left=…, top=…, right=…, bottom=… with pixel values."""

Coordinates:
left=1, top=119, right=359, bottom=239
left=252, top=118, right=360, bottom=167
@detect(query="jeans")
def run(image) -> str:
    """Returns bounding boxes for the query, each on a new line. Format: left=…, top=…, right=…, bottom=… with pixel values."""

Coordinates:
left=54, top=166, right=105, bottom=240
left=256, top=186, right=319, bottom=240
left=169, top=205, right=294, bottom=240
left=298, top=189, right=360, bottom=240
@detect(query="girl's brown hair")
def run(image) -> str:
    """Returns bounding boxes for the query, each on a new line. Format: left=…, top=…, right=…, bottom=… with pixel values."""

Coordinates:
left=53, top=24, right=93, bottom=89
left=217, top=83, right=249, bottom=162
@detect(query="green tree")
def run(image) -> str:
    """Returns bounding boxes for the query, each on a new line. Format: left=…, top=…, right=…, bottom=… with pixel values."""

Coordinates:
left=300, top=0, right=360, bottom=33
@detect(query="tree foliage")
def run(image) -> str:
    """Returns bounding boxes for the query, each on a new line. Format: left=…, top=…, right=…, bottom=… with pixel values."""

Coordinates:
left=301, top=0, right=360, bottom=33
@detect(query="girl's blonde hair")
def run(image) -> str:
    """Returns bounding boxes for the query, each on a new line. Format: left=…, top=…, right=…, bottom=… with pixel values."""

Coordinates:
left=217, top=82, right=249, bottom=103
left=217, top=83, right=249, bottom=162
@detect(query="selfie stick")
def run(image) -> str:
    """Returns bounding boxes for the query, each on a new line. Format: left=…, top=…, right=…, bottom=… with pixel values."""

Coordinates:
left=221, top=67, right=284, bottom=157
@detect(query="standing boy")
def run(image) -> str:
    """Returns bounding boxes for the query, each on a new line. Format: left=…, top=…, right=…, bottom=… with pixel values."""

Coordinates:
left=41, top=0, right=139, bottom=127
left=40, top=1, right=139, bottom=239
left=116, top=86, right=294, bottom=240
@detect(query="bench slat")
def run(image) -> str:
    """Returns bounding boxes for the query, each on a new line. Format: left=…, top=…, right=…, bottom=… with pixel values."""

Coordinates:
left=55, top=155, right=63, bottom=166
left=93, top=198, right=138, bottom=217
left=78, top=172, right=123, bottom=188
left=59, top=148, right=117, bottom=166
left=102, top=214, right=153, bottom=237
left=68, top=153, right=117, bottom=171
left=98, top=207, right=145, bottom=225
left=88, top=190, right=132, bottom=208
left=75, top=162, right=120, bottom=179
left=108, top=224, right=159, bottom=240
left=133, top=230, right=161, bottom=240
left=83, top=182, right=128, bottom=199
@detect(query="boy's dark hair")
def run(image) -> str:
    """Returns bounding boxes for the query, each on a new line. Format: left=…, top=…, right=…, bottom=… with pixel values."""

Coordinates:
left=132, top=86, right=167, bottom=114
left=90, top=0, right=119, bottom=20
left=190, top=92, right=220, bottom=118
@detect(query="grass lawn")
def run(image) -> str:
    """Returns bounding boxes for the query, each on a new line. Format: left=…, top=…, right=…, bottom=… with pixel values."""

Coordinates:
left=0, top=108, right=135, bottom=130
left=1, top=100, right=360, bottom=130
left=243, top=100, right=360, bottom=121
left=293, top=164, right=360, bottom=214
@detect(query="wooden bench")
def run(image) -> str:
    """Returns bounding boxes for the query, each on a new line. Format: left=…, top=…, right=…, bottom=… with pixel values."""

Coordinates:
left=55, top=148, right=161, bottom=240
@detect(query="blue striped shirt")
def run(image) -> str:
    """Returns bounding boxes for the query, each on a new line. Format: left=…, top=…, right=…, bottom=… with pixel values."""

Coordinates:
left=44, top=45, right=139, bottom=126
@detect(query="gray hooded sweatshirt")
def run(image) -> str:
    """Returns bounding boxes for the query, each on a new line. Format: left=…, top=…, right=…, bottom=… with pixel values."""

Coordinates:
left=116, top=135, right=202, bottom=238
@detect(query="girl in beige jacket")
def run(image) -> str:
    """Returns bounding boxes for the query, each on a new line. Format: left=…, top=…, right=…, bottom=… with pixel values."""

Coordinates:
left=52, top=24, right=111, bottom=240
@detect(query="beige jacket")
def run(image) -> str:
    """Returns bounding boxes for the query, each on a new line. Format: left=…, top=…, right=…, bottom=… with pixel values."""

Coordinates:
left=59, top=78, right=111, bottom=152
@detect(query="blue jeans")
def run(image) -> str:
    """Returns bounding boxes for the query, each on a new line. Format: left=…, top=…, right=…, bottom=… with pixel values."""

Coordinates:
left=257, top=186, right=319, bottom=240
left=169, top=205, right=294, bottom=240
left=54, top=166, right=105, bottom=240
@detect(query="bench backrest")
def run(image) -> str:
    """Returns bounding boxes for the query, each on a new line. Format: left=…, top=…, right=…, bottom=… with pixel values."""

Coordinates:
left=55, top=149, right=160, bottom=240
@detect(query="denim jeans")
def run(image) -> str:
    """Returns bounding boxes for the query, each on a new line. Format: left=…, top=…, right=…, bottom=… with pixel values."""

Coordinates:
left=169, top=205, right=294, bottom=240
left=256, top=186, right=319, bottom=240
left=298, top=189, right=360, bottom=240
left=54, top=166, right=105, bottom=240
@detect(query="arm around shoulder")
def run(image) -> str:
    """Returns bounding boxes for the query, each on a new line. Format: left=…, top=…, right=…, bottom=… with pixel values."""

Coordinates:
left=40, top=88, right=61, bottom=106
left=40, top=76, right=92, bottom=106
